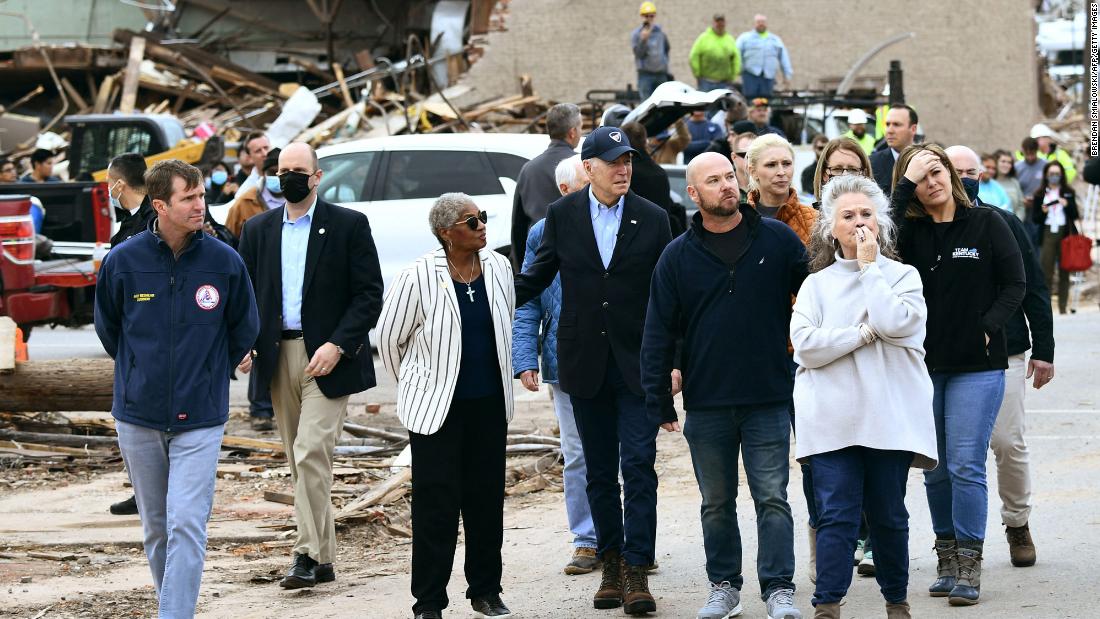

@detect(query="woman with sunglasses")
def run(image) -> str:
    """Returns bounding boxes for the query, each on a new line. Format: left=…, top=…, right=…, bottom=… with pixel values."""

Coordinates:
left=891, top=145, right=1024, bottom=607
left=377, top=193, right=516, bottom=619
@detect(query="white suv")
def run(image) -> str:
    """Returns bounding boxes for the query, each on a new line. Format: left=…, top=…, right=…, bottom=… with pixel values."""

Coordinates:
left=315, top=133, right=550, bottom=288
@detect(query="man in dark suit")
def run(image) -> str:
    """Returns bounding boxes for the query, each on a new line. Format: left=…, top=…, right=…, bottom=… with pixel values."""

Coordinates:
left=510, top=103, right=582, bottom=269
left=870, top=104, right=919, bottom=196
left=237, top=142, right=384, bottom=589
left=515, top=126, right=673, bottom=615
left=620, top=121, right=686, bottom=237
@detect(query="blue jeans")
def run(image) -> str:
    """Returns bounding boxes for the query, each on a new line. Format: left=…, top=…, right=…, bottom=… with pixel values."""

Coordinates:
left=741, top=72, right=775, bottom=99
left=551, top=384, right=597, bottom=549
left=683, top=402, right=795, bottom=599
left=811, top=447, right=912, bottom=605
left=636, top=71, right=667, bottom=100
left=116, top=420, right=224, bottom=619
left=697, top=78, right=732, bottom=92
left=924, top=370, right=1005, bottom=541
left=570, top=357, right=658, bottom=567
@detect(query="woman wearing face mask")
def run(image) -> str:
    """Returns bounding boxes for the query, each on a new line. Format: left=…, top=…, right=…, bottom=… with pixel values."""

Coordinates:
left=205, top=162, right=233, bottom=205
left=890, top=144, right=1025, bottom=607
left=1031, top=160, right=1078, bottom=315
left=792, top=174, right=935, bottom=619
left=991, top=150, right=1025, bottom=222
left=225, top=148, right=285, bottom=238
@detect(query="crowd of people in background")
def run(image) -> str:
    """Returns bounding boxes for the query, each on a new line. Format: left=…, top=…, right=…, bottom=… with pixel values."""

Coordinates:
left=14, top=4, right=1087, bottom=617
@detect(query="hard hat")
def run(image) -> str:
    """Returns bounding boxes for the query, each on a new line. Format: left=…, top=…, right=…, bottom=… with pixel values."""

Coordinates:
left=847, top=109, right=869, bottom=125
left=639, top=2, right=657, bottom=15
left=1029, top=123, right=1062, bottom=142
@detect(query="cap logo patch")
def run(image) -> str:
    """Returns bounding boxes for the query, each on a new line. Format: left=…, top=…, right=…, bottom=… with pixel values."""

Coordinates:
left=195, top=284, right=220, bottom=311
left=609, top=131, right=622, bottom=143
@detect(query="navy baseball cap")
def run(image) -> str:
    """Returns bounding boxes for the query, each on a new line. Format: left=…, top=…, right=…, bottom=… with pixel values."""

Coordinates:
left=581, top=126, right=637, bottom=162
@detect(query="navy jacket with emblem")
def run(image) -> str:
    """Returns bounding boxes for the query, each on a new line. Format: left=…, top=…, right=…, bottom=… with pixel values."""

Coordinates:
left=892, top=178, right=1025, bottom=372
left=94, top=223, right=259, bottom=432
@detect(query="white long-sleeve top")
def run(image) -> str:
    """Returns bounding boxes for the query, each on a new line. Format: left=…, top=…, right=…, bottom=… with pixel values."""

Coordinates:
left=791, top=253, right=937, bottom=470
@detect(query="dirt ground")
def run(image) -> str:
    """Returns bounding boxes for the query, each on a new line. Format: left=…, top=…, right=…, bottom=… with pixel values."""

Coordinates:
left=4, top=307, right=1100, bottom=618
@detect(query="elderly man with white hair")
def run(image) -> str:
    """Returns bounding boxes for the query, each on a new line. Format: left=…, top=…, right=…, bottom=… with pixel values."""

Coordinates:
left=945, top=144, right=1054, bottom=571
left=512, top=156, right=601, bottom=576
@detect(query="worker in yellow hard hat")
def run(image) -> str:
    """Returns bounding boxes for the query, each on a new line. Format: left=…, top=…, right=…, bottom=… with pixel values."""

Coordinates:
left=632, top=1, right=670, bottom=99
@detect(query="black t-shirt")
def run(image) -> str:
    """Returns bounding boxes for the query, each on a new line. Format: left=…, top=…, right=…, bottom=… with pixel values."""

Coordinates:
left=699, top=221, right=750, bottom=268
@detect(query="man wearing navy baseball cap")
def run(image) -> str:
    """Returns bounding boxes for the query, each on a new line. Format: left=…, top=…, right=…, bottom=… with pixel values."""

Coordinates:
left=516, top=124, right=673, bottom=614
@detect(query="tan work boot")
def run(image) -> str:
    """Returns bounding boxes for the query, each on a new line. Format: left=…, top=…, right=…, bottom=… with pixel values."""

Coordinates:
left=622, top=563, right=656, bottom=615
left=593, top=549, right=623, bottom=609
left=564, top=546, right=600, bottom=575
left=886, top=600, right=911, bottom=618
left=814, top=602, right=841, bottom=618
left=808, top=525, right=817, bottom=584
left=1006, top=523, right=1036, bottom=567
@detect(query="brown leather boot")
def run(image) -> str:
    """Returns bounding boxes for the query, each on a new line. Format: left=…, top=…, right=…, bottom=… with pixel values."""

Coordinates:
left=1006, top=523, right=1036, bottom=567
left=622, top=562, right=656, bottom=615
left=593, top=549, right=623, bottom=609
left=886, top=600, right=911, bottom=618
left=814, top=602, right=841, bottom=618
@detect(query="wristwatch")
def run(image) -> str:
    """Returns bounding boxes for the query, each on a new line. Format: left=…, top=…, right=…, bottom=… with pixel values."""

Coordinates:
left=334, top=344, right=346, bottom=357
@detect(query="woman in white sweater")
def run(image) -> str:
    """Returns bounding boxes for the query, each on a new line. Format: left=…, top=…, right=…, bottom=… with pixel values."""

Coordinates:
left=790, top=175, right=937, bottom=619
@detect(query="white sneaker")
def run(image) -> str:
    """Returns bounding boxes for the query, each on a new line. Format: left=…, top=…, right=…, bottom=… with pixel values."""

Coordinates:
left=697, top=581, right=743, bottom=619
left=766, top=588, right=802, bottom=619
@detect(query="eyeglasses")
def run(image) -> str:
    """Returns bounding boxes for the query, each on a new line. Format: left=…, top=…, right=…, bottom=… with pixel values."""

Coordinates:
left=734, top=151, right=747, bottom=159
left=825, top=166, right=864, bottom=176
left=453, top=210, right=488, bottom=230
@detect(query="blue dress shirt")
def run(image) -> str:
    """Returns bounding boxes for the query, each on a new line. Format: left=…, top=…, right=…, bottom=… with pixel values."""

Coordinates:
left=281, top=198, right=316, bottom=329
left=588, top=187, right=624, bottom=268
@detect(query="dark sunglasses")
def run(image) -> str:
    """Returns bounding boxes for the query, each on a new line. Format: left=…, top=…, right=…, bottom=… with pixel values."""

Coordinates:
left=734, top=151, right=747, bottom=158
left=453, top=210, right=488, bottom=230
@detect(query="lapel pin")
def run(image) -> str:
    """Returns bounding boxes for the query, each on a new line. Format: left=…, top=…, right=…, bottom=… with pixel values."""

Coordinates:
left=630, top=220, right=637, bottom=224
left=318, top=228, right=326, bottom=235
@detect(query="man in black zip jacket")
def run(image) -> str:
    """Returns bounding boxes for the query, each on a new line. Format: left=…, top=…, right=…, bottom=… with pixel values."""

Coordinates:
left=641, top=152, right=808, bottom=619
left=948, top=145, right=1054, bottom=569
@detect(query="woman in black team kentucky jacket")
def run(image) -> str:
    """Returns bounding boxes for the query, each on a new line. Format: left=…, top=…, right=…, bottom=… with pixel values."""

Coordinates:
left=890, top=144, right=1025, bottom=608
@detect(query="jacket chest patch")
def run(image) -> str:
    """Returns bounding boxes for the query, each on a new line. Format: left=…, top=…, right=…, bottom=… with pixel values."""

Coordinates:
left=195, top=284, right=221, bottom=310
left=951, top=247, right=980, bottom=260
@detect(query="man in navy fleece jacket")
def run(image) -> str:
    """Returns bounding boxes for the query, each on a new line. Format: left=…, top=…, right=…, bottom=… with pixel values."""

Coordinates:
left=641, top=152, right=808, bottom=618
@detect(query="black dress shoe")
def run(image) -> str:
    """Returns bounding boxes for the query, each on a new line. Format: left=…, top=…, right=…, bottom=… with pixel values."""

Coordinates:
left=279, top=553, right=318, bottom=589
left=109, top=495, right=139, bottom=515
left=314, top=562, right=335, bottom=583
left=413, top=611, right=443, bottom=619
left=251, top=417, right=274, bottom=431
left=471, top=594, right=512, bottom=618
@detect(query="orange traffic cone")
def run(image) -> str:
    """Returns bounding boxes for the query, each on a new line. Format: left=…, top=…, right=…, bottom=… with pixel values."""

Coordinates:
left=14, top=327, right=28, bottom=362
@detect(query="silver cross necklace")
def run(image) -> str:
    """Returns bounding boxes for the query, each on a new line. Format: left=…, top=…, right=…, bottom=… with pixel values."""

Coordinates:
left=448, top=253, right=478, bottom=302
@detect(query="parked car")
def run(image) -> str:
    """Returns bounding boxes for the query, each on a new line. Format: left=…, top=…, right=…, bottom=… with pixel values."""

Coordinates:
left=313, top=133, right=550, bottom=289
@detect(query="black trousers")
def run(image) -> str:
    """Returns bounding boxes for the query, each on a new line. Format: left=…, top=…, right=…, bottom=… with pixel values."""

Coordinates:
left=409, top=392, right=507, bottom=613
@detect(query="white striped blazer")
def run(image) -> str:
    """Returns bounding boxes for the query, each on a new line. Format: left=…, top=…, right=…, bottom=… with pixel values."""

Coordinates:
left=377, top=247, right=515, bottom=435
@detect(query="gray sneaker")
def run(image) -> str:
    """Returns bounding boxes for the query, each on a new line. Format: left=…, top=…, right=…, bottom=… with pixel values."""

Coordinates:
left=766, top=588, right=802, bottom=619
left=697, top=581, right=743, bottom=618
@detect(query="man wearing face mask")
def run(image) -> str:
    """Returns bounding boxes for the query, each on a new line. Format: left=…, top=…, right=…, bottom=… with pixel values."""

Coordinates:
left=237, top=142, right=384, bottom=589
left=226, top=148, right=285, bottom=239
left=108, top=153, right=155, bottom=248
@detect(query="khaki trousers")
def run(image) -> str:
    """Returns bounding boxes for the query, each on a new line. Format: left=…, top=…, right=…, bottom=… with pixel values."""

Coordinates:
left=990, top=354, right=1031, bottom=527
left=271, top=339, right=349, bottom=563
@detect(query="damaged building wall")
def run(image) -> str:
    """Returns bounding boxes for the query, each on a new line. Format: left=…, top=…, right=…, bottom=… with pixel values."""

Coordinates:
left=0, top=1, right=145, bottom=47
left=460, top=0, right=1040, bottom=153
